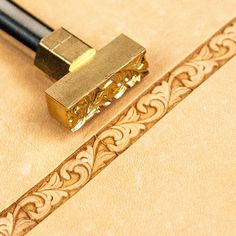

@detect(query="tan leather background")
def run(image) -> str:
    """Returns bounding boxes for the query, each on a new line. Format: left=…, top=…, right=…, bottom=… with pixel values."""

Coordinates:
left=30, top=57, right=236, bottom=236
left=0, top=0, right=235, bottom=235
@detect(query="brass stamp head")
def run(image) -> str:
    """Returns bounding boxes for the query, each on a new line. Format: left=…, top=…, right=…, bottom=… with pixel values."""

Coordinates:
left=35, top=29, right=149, bottom=131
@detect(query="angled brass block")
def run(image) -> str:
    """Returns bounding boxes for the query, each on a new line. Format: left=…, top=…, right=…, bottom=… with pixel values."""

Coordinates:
left=34, top=28, right=96, bottom=80
left=45, top=34, right=149, bottom=131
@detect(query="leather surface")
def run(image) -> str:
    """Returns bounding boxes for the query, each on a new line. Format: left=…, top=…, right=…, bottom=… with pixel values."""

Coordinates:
left=29, top=52, right=236, bottom=236
left=0, top=0, right=235, bottom=235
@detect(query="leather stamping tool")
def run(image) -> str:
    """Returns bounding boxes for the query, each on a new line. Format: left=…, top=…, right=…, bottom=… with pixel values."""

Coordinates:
left=0, top=0, right=149, bottom=131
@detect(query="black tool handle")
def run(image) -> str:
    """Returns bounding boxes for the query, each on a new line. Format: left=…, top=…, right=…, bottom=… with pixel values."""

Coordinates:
left=0, top=0, right=53, bottom=51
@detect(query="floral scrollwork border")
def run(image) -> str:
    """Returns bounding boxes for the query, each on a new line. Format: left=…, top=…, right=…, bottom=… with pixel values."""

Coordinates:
left=0, top=17, right=236, bottom=236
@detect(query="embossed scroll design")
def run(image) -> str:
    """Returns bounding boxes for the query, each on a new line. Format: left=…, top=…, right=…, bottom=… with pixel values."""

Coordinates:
left=68, top=54, right=149, bottom=131
left=0, top=19, right=236, bottom=236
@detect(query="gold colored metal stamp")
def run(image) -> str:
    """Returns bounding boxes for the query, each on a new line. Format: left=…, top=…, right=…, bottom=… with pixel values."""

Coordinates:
left=35, top=29, right=149, bottom=131
left=0, top=0, right=149, bottom=131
